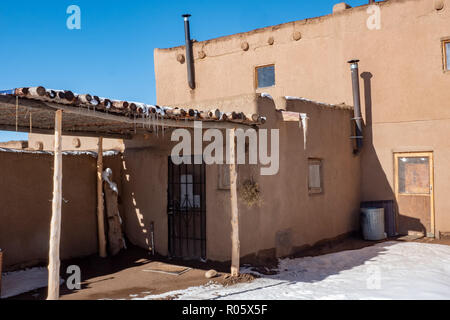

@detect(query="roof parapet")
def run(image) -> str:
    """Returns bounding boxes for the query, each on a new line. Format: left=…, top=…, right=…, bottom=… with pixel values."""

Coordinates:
left=333, top=3, right=352, bottom=14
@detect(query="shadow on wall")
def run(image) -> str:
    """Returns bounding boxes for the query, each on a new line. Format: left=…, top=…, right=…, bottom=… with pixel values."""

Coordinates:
left=360, top=71, right=426, bottom=236
left=121, top=150, right=152, bottom=254
left=119, top=144, right=169, bottom=257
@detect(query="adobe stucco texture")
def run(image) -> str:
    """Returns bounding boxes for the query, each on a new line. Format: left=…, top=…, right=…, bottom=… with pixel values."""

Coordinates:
left=154, top=0, right=450, bottom=236
left=0, top=151, right=121, bottom=269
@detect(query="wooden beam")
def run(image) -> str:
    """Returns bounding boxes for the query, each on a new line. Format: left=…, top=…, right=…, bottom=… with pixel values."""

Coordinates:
left=38, top=100, right=252, bottom=130
left=229, top=128, right=240, bottom=277
left=0, top=95, right=255, bottom=132
left=97, top=137, right=107, bottom=258
left=47, top=110, right=63, bottom=300
left=0, top=124, right=132, bottom=140
left=0, top=95, right=55, bottom=111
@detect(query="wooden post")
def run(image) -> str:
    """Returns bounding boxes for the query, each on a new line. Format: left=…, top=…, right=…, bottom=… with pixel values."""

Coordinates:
left=229, top=128, right=240, bottom=277
left=97, top=137, right=107, bottom=258
left=47, top=110, right=63, bottom=300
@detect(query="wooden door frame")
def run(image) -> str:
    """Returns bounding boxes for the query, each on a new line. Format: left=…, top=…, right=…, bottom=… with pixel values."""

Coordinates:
left=394, top=152, right=435, bottom=237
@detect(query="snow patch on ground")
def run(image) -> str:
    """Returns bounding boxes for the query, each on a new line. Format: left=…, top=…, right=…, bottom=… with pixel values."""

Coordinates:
left=132, top=242, right=450, bottom=300
left=1, top=267, right=64, bottom=299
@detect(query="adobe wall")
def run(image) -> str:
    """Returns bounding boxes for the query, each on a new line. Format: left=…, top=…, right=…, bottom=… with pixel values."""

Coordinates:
left=231, top=96, right=360, bottom=262
left=0, top=150, right=122, bottom=269
left=361, top=119, right=450, bottom=236
left=155, top=0, right=450, bottom=123
left=28, top=133, right=124, bottom=152
left=119, top=96, right=360, bottom=262
left=154, top=0, right=450, bottom=238
left=120, top=144, right=170, bottom=256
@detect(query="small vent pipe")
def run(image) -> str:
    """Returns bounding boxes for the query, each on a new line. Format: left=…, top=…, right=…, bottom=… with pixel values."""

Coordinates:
left=182, top=14, right=196, bottom=90
left=348, top=59, right=363, bottom=153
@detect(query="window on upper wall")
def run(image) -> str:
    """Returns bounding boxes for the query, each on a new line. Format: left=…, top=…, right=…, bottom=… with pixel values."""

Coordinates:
left=444, top=40, right=450, bottom=71
left=256, top=65, right=275, bottom=88
left=308, top=159, right=323, bottom=195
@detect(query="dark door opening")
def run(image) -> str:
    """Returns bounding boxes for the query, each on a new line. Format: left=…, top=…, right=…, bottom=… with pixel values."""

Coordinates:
left=167, top=157, right=206, bottom=260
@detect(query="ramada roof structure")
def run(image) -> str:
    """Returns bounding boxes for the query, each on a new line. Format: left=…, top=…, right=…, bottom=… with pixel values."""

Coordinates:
left=0, top=86, right=265, bottom=139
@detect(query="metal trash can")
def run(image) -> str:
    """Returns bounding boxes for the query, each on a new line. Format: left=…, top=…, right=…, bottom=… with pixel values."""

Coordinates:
left=361, top=208, right=387, bottom=241
left=361, top=200, right=398, bottom=237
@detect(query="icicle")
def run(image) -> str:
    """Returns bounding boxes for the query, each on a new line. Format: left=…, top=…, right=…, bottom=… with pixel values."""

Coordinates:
left=161, top=108, right=165, bottom=137
left=15, top=96, right=18, bottom=132
left=151, top=113, right=154, bottom=132
left=156, top=114, right=159, bottom=137
left=300, top=114, right=309, bottom=150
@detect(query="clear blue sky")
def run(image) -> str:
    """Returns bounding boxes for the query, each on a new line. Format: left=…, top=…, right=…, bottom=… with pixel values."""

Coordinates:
left=0, top=0, right=367, bottom=142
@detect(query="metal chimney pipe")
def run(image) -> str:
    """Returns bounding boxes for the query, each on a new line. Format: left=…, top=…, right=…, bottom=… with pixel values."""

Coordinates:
left=182, top=14, right=196, bottom=90
left=348, top=59, right=363, bottom=153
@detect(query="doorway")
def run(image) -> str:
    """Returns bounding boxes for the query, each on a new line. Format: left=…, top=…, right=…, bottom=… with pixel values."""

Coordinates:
left=167, top=157, right=206, bottom=260
left=394, top=152, right=435, bottom=237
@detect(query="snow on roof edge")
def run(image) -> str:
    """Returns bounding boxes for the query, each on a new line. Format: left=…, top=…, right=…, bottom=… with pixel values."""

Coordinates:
left=0, top=147, right=121, bottom=157
left=284, top=96, right=353, bottom=110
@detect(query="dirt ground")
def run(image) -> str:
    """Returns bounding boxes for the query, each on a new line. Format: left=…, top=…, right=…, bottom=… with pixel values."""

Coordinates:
left=9, top=245, right=233, bottom=300
left=410, top=237, right=450, bottom=246
left=8, top=235, right=450, bottom=300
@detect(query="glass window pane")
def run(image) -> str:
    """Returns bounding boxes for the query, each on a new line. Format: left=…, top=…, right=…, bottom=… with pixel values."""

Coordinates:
left=218, top=165, right=230, bottom=190
left=446, top=42, right=450, bottom=71
left=257, top=65, right=275, bottom=88
left=308, top=163, right=321, bottom=189
left=180, top=174, right=193, bottom=208
left=398, top=157, right=430, bottom=194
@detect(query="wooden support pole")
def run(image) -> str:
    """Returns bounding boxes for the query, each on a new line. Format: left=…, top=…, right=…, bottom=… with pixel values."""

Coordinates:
left=229, top=128, right=240, bottom=277
left=97, top=137, right=107, bottom=258
left=47, top=110, right=63, bottom=300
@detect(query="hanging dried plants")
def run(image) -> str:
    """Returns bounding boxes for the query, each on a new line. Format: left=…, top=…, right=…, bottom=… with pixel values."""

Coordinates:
left=239, top=179, right=262, bottom=208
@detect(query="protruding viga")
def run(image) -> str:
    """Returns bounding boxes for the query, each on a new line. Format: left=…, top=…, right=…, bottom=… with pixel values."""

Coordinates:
left=434, top=0, right=444, bottom=11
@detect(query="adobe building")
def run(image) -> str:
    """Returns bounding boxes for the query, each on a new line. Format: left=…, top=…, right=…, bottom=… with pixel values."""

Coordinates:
left=154, top=0, right=450, bottom=239
left=0, top=86, right=359, bottom=268
left=1, top=0, right=448, bottom=272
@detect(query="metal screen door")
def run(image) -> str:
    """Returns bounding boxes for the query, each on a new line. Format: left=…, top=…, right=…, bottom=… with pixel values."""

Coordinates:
left=394, top=152, right=435, bottom=237
left=167, top=157, right=206, bottom=259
